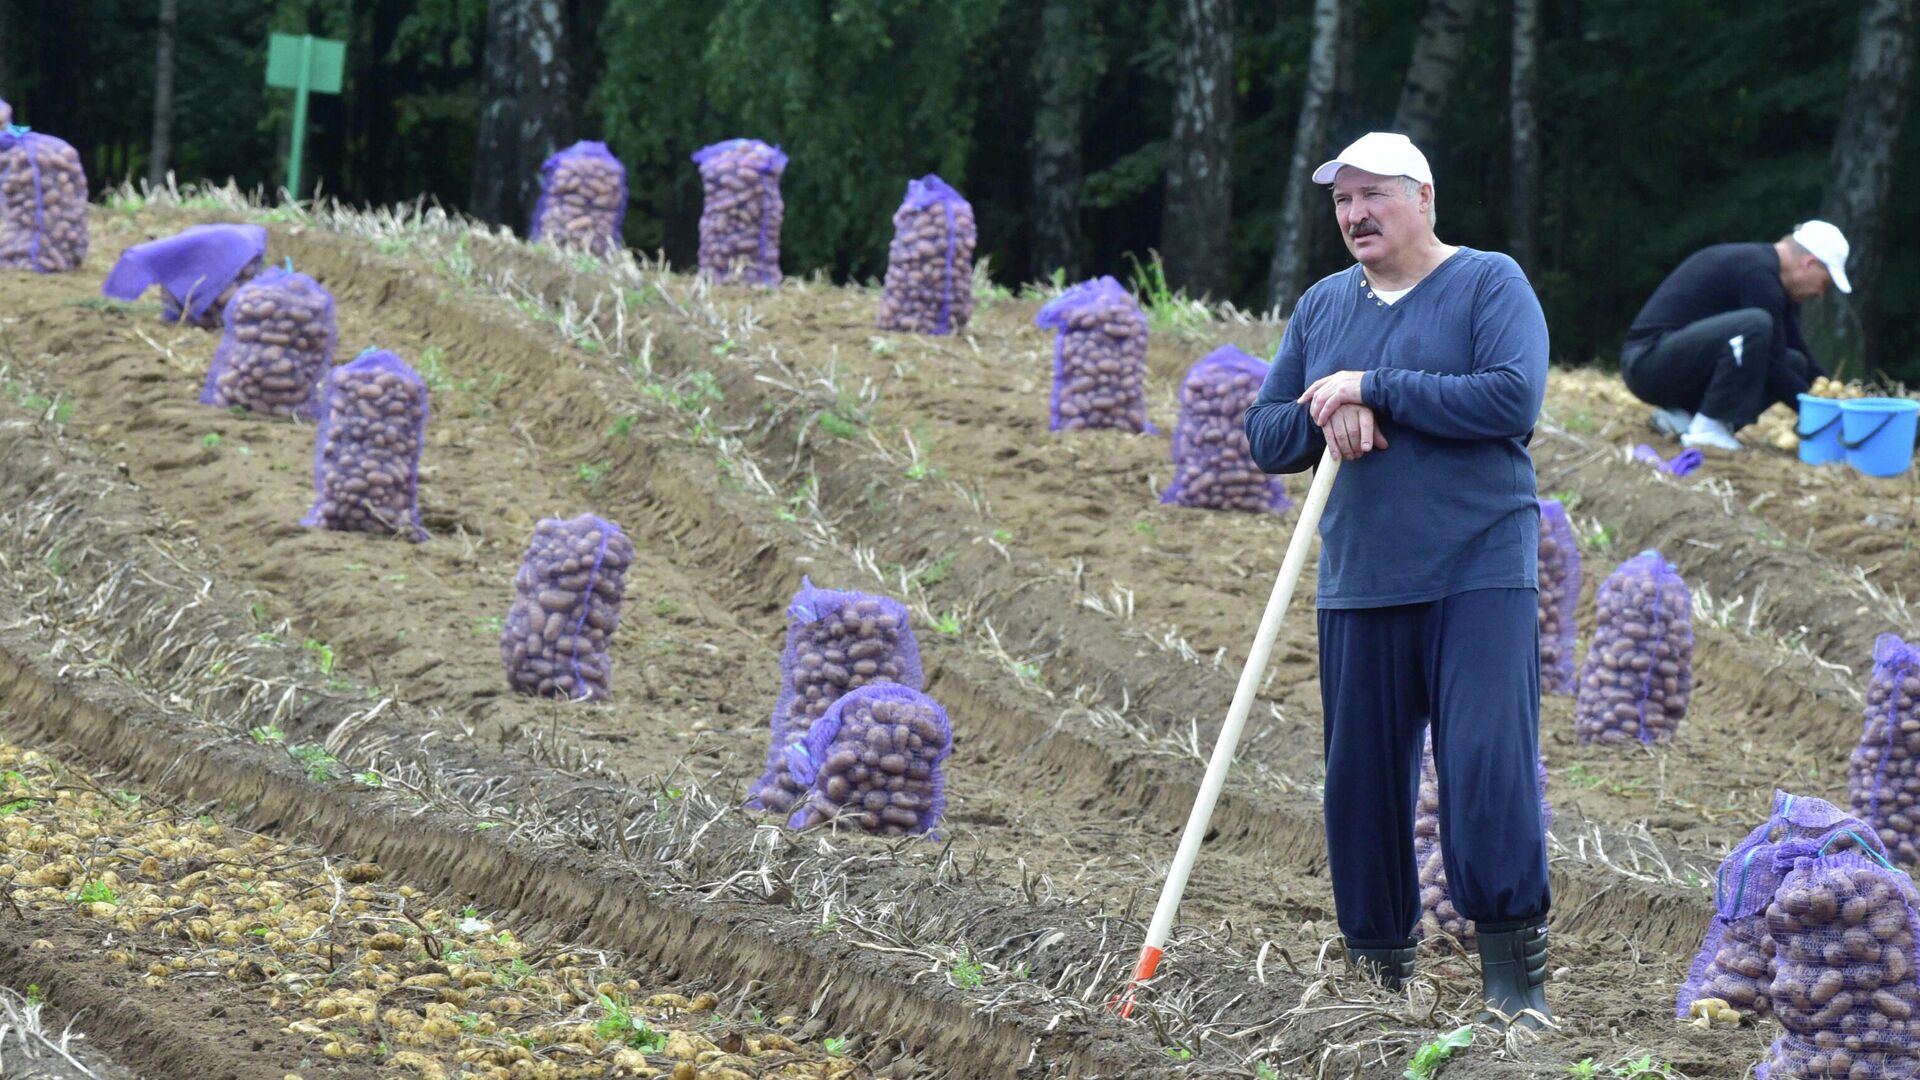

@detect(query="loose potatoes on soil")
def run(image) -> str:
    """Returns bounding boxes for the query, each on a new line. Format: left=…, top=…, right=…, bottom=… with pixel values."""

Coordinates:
left=784, top=684, right=953, bottom=836
left=748, top=578, right=923, bottom=814
left=1036, top=276, right=1153, bottom=434
left=0, top=129, right=87, bottom=273
left=1574, top=550, right=1693, bottom=746
left=691, top=139, right=786, bottom=286
left=501, top=514, right=635, bottom=702
left=1848, top=634, right=1920, bottom=866
left=302, top=349, right=429, bottom=541
left=200, top=268, right=337, bottom=418
left=529, top=141, right=627, bottom=257
left=1161, top=345, right=1289, bottom=513
left=876, top=175, right=976, bottom=335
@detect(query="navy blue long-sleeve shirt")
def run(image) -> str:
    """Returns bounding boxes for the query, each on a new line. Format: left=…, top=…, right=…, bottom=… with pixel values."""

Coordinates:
left=1624, top=242, right=1822, bottom=377
left=1244, top=248, right=1549, bottom=608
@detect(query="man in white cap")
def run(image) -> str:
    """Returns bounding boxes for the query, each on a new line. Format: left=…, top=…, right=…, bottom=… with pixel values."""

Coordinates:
left=1620, top=221, right=1850, bottom=451
left=1244, top=132, right=1553, bottom=1029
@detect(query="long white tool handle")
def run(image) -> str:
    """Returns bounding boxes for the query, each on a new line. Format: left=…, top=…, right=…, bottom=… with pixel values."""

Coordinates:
left=1118, top=446, right=1340, bottom=1013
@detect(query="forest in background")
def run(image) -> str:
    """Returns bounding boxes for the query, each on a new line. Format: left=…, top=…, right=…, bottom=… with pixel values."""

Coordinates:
left=3, top=0, right=1917, bottom=382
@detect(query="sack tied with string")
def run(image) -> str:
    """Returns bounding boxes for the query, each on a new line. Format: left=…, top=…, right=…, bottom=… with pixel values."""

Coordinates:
left=0, top=126, right=87, bottom=273
left=529, top=141, right=627, bottom=257
left=1573, top=549, right=1693, bottom=745
left=1678, top=791, right=1891, bottom=1019
left=746, top=577, right=923, bottom=814
left=1161, top=344, right=1290, bottom=513
left=692, top=138, right=786, bottom=286
left=302, top=349, right=429, bottom=541
left=101, top=223, right=268, bottom=327
left=876, top=174, right=976, bottom=335
left=784, top=683, right=953, bottom=837
left=501, top=514, right=635, bottom=702
left=1849, top=634, right=1920, bottom=867
left=1036, top=276, right=1154, bottom=434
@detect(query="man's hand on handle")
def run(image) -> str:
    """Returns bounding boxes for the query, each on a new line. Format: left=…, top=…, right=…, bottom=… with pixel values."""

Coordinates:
left=1300, top=371, right=1387, bottom=462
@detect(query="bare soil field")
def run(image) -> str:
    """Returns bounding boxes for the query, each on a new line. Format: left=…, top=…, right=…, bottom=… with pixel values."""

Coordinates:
left=0, top=190, right=1910, bottom=1077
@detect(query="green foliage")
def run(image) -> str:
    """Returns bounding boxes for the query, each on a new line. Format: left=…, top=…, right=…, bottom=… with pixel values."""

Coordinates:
left=594, top=992, right=668, bottom=1051
left=1404, top=1026, right=1473, bottom=1080
left=824, top=1036, right=850, bottom=1056
left=948, top=945, right=984, bottom=989
left=71, top=881, right=119, bottom=905
left=289, top=743, right=338, bottom=782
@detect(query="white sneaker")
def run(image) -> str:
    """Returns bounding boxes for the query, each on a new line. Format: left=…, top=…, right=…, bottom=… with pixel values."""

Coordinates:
left=1649, top=407, right=1693, bottom=437
left=1681, top=414, right=1743, bottom=451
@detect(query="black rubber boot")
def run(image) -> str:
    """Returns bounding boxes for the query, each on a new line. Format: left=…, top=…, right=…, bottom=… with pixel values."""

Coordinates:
left=1345, top=942, right=1416, bottom=991
left=1475, top=921, right=1552, bottom=1030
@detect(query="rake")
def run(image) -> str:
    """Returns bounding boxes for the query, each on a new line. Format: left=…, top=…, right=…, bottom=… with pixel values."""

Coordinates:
left=1117, top=445, right=1340, bottom=1017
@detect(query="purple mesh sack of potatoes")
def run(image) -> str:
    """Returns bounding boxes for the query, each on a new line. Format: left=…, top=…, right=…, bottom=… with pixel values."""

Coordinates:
left=1573, top=549, right=1693, bottom=745
left=1677, top=791, right=1891, bottom=1020
left=101, top=223, right=268, bottom=328
left=691, top=138, right=786, bottom=286
left=1537, top=499, right=1582, bottom=696
left=1848, top=634, right=1920, bottom=867
left=783, top=683, right=954, bottom=837
left=1036, top=276, right=1155, bottom=434
left=499, top=514, right=635, bottom=702
left=1412, top=730, right=1550, bottom=947
left=301, top=349, right=429, bottom=541
left=198, top=266, right=337, bottom=418
left=0, top=127, right=88, bottom=273
left=1756, top=842, right=1920, bottom=1080
left=1160, top=345, right=1290, bottom=513
left=746, top=577, right=924, bottom=814
left=876, top=174, right=976, bottom=336
left=529, top=141, right=627, bottom=257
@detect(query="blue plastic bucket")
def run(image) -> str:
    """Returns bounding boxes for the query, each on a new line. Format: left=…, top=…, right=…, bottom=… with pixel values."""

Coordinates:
left=1796, top=394, right=1846, bottom=465
left=1840, top=397, right=1920, bottom=477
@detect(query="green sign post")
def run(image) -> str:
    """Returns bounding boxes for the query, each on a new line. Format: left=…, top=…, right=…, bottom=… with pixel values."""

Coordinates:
left=265, top=33, right=345, bottom=200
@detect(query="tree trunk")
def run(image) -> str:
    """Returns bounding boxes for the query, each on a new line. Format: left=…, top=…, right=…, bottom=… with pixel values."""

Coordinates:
left=1506, top=0, right=1539, bottom=276
left=147, top=0, right=177, bottom=186
left=1162, top=0, right=1235, bottom=299
left=1030, top=0, right=1090, bottom=282
left=471, top=0, right=575, bottom=231
left=1392, top=0, right=1482, bottom=148
left=1266, top=0, right=1343, bottom=313
left=1815, top=0, right=1917, bottom=376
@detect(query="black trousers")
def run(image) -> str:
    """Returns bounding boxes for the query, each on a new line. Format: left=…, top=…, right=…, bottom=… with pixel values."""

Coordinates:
left=1621, top=308, right=1815, bottom=429
left=1318, top=588, right=1551, bottom=947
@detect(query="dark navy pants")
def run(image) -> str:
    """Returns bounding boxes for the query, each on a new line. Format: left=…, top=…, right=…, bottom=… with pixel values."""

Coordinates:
left=1318, top=587, right=1551, bottom=947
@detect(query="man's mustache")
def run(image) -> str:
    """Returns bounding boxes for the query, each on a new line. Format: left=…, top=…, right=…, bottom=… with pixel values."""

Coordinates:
left=1348, top=221, right=1380, bottom=239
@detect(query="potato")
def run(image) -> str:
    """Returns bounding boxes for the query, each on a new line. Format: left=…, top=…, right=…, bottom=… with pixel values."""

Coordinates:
left=1573, top=551, right=1693, bottom=746
left=499, top=514, right=635, bottom=702
left=0, top=129, right=87, bottom=273
left=691, top=139, right=786, bottom=286
left=1412, top=732, right=1550, bottom=948
left=301, top=350, right=429, bottom=541
left=875, top=176, right=977, bottom=335
left=1160, top=346, right=1291, bottom=514
left=1848, top=635, right=1920, bottom=868
left=746, top=579, right=923, bottom=813
left=782, top=685, right=952, bottom=837
left=1537, top=500, right=1582, bottom=696
left=198, top=269, right=336, bottom=418
left=529, top=141, right=626, bottom=258
left=1036, top=277, right=1153, bottom=434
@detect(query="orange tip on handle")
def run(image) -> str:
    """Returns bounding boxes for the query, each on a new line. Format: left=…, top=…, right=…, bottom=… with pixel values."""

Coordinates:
left=1111, top=945, right=1164, bottom=1018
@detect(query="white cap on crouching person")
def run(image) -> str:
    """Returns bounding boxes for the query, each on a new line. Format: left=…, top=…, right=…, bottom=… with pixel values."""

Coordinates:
left=1792, top=219, right=1852, bottom=294
left=1312, top=132, right=1434, bottom=186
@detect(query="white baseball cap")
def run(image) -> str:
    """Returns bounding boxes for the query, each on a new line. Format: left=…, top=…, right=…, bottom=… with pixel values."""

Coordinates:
left=1312, top=132, right=1434, bottom=186
left=1791, top=220, right=1852, bottom=293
